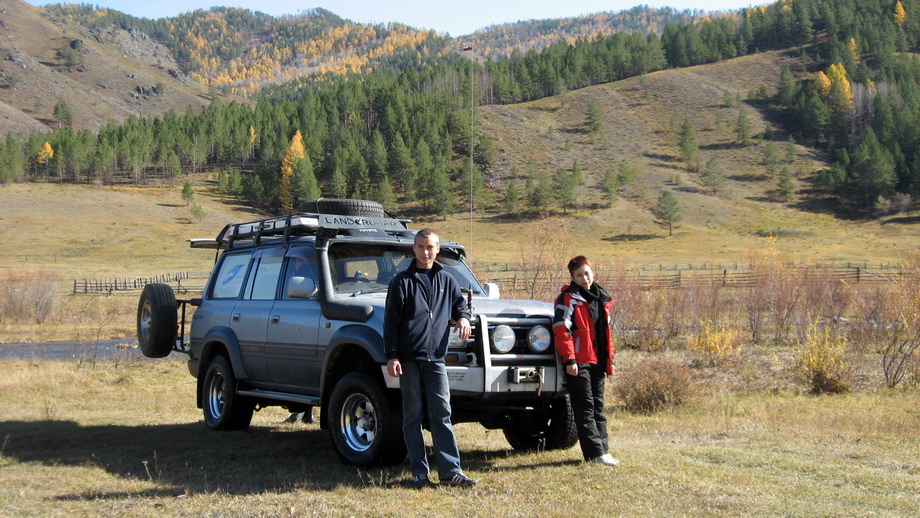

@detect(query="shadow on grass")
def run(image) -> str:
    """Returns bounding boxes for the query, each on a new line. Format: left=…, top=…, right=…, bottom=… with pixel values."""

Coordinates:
left=603, top=234, right=658, bottom=243
left=882, top=215, right=920, bottom=225
left=0, top=420, right=531, bottom=496
left=0, top=420, right=402, bottom=495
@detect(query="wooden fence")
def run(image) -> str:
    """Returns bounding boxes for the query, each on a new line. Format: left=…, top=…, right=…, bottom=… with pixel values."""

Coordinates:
left=72, top=272, right=210, bottom=295
left=489, top=264, right=909, bottom=297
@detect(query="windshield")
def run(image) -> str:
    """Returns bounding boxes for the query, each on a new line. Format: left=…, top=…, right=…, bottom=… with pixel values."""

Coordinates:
left=328, top=242, right=484, bottom=295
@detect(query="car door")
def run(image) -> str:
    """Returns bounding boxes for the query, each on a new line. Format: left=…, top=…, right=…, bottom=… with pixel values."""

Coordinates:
left=265, top=245, right=322, bottom=392
left=229, top=246, right=285, bottom=383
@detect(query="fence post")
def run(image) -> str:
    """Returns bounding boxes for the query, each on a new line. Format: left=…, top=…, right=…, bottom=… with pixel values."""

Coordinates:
left=856, top=267, right=861, bottom=283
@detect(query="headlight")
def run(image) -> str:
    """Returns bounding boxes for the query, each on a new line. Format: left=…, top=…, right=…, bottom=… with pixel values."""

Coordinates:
left=490, top=325, right=516, bottom=353
left=527, top=325, right=552, bottom=353
left=447, top=327, right=465, bottom=348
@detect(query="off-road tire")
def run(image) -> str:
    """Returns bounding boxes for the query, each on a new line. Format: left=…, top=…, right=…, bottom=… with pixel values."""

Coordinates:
left=136, top=283, right=178, bottom=358
left=328, top=372, right=406, bottom=467
left=202, top=356, right=254, bottom=431
left=301, top=198, right=385, bottom=218
left=502, top=394, right=578, bottom=451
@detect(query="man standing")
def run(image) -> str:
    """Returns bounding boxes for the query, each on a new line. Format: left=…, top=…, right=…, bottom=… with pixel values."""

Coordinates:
left=384, top=229, right=477, bottom=489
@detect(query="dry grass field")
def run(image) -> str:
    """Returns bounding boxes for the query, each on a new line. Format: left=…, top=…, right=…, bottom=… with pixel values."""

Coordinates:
left=0, top=350, right=917, bottom=518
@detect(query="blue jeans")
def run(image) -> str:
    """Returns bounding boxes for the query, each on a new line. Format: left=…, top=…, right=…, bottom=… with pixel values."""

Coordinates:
left=399, top=360, right=462, bottom=479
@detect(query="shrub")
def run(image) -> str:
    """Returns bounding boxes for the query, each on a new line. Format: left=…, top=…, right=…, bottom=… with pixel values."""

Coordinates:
left=792, top=323, right=850, bottom=394
left=0, top=271, right=59, bottom=324
left=688, top=320, right=743, bottom=366
left=614, top=359, right=692, bottom=413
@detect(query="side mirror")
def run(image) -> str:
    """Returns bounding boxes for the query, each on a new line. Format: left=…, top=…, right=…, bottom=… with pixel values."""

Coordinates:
left=288, top=276, right=317, bottom=299
left=483, top=282, right=500, bottom=299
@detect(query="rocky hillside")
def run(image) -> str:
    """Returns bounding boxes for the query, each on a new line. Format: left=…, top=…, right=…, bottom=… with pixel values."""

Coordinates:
left=0, top=0, right=220, bottom=138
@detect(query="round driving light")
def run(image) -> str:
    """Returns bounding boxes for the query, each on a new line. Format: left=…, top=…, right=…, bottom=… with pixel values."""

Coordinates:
left=527, top=325, right=552, bottom=353
left=490, top=325, right=516, bottom=353
left=448, top=327, right=464, bottom=348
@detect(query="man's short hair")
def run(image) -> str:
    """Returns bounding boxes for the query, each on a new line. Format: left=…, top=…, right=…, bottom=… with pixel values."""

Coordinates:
left=415, top=228, right=440, bottom=244
left=567, top=255, right=592, bottom=276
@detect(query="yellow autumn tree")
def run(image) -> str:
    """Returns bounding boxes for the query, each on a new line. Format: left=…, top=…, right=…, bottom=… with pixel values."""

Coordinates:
left=36, top=141, right=54, bottom=165
left=814, top=71, right=831, bottom=96
left=894, top=1, right=907, bottom=27
left=279, top=130, right=305, bottom=214
left=248, top=125, right=257, bottom=160
left=848, top=37, right=860, bottom=64
left=827, top=63, right=853, bottom=106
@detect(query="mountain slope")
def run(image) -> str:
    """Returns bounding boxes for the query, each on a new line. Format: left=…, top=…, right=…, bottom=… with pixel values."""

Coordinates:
left=460, top=49, right=919, bottom=265
left=0, top=0, right=217, bottom=138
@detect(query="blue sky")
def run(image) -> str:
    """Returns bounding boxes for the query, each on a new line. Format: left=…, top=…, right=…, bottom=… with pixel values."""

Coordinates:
left=28, top=1, right=766, bottom=37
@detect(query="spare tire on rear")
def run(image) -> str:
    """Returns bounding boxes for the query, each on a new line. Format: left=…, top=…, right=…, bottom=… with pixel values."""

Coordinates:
left=137, top=282, right=178, bottom=358
left=301, top=198, right=385, bottom=218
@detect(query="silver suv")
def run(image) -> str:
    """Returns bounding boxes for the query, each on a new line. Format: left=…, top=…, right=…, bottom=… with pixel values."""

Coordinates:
left=137, top=199, right=575, bottom=466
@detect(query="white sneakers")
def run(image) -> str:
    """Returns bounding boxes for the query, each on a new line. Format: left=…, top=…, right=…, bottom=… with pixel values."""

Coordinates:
left=589, top=453, right=620, bottom=466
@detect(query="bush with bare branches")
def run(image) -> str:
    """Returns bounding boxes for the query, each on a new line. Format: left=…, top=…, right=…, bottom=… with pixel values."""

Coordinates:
left=613, top=359, right=693, bottom=413
left=0, top=271, right=59, bottom=324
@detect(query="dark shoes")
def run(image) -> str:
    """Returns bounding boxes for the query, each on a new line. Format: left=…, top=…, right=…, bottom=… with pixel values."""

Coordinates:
left=412, top=475, right=433, bottom=489
left=440, top=472, right=477, bottom=487
left=411, top=472, right=477, bottom=489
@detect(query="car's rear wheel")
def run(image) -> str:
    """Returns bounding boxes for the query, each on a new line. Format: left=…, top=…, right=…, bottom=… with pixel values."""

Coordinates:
left=202, top=356, right=254, bottom=431
left=328, top=372, right=406, bottom=466
left=502, top=395, right=578, bottom=451
left=136, top=283, right=178, bottom=358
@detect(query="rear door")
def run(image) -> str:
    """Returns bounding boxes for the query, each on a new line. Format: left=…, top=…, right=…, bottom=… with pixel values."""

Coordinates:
left=229, top=246, right=286, bottom=382
left=265, top=245, right=323, bottom=392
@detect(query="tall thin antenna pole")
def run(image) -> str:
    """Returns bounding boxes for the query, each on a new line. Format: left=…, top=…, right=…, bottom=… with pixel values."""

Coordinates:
left=468, top=48, right=474, bottom=259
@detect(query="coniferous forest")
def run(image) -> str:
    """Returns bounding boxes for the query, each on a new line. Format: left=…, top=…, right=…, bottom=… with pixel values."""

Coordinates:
left=2, top=0, right=920, bottom=218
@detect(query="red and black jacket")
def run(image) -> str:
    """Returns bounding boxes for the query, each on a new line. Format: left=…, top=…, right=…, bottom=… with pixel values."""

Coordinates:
left=552, top=282, right=615, bottom=375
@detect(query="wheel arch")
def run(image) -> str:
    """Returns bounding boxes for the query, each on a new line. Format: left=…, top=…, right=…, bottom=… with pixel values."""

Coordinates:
left=195, top=326, right=248, bottom=408
left=319, top=326, right=391, bottom=429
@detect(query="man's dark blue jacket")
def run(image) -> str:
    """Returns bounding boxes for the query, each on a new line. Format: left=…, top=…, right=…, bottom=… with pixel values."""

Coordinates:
left=384, top=261, right=471, bottom=362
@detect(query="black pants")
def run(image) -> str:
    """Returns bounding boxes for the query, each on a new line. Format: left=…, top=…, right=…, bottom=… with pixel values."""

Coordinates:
left=565, top=363, right=608, bottom=460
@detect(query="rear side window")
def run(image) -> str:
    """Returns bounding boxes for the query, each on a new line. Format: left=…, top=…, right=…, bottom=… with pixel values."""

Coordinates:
left=211, top=252, right=252, bottom=299
left=244, top=247, right=286, bottom=300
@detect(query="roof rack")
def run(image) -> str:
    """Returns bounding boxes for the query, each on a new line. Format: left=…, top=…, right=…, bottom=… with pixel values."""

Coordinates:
left=189, top=212, right=412, bottom=250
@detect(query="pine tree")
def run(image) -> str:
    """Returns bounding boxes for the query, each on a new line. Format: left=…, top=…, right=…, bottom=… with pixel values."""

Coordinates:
left=330, top=164, right=347, bottom=199
left=763, top=141, right=781, bottom=178
left=503, top=181, right=520, bottom=216
left=374, top=174, right=398, bottom=213
left=552, top=168, right=575, bottom=213
left=777, top=166, right=794, bottom=202
left=735, top=108, right=751, bottom=145
left=650, top=190, right=682, bottom=236
left=601, top=169, right=620, bottom=205
left=701, top=158, right=726, bottom=195
left=180, top=182, right=195, bottom=206
left=585, top=101, right=602, bottom=135
left=292, top=153, right=320, bottom=207
left=678, top=118, right=699, bottom=169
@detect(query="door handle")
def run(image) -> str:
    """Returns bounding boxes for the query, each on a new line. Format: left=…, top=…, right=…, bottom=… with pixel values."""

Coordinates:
left=271, top=314, right=280, bottom=324
left=231, top=313, right=240, bottom=322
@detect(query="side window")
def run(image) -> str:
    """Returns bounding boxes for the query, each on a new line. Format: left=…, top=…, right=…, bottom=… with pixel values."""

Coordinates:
left=283, top=247, right=319, bottom=300
left=210, top=252, right=252, bottom=299
left=243, top=247, right=285, bottom=300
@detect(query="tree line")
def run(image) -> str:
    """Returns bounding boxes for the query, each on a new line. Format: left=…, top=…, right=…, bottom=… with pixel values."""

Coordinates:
left=3, top=0, right=920, bottom=220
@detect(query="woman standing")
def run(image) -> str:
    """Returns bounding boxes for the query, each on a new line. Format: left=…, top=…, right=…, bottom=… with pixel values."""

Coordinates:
left=552, top=255, right=619, bottom=466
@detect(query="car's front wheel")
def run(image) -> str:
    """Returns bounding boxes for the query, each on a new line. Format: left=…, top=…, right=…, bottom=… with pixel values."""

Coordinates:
left=327, top=372, right=406, bottom=466
left=502, top=394, right=578, bottom=451
left=202, top=355, right=254, bottom=431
